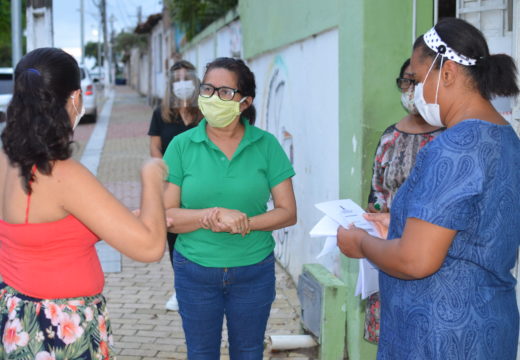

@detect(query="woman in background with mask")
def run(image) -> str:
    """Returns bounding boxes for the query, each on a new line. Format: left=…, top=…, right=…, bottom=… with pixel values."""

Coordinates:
left=363, top=58, right=443, bottom=344
left=338, top=18, right=520, bottom=358
left=162, top=57, right=297, bottom=359
left=0, top=48, right=167, bottom=359
left=367, top=58, right=443, bottom=214
left=147, top=60, right=202, bottom=311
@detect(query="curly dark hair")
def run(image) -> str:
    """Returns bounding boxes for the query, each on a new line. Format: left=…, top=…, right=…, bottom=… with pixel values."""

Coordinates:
left=1, top=47, right=80, bottom=193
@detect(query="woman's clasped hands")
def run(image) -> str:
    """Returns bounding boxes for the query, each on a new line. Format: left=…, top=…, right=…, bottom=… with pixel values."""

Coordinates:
left=200, top=207, right=250, bottom=237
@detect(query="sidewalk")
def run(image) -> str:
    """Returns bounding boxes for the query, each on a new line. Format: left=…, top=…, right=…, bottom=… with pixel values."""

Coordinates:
left=74, top=86, right=318, bottom=360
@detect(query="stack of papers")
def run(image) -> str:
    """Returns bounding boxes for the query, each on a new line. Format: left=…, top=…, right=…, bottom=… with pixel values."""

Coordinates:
left=310, top=199, right=380, bottom=299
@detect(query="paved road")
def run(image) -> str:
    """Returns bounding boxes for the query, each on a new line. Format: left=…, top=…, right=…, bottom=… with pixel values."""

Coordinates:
left=72, top=86, right=318, bottom=360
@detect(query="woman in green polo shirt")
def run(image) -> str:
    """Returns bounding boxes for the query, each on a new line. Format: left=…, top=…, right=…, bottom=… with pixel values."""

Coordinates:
left=163, top=57, right=297, bottom=359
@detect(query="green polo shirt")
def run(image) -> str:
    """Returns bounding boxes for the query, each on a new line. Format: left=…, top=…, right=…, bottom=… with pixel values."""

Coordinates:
left=164, top=118, right=295, bottom=267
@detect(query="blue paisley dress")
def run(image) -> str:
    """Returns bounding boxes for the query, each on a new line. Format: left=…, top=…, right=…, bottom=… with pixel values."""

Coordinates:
left=378, top=120, right=520, bottom=359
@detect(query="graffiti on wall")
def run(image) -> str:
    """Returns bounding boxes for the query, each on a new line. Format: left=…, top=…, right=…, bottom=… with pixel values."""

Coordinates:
left=262, top=56, right=295, bottom=269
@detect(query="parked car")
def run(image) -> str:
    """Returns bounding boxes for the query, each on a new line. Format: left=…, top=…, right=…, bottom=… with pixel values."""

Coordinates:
left=79, top=65, right=98, bottom=122
left=0, top=67, right=14, bottom=126
left=89, top=66, right=104, bottom=83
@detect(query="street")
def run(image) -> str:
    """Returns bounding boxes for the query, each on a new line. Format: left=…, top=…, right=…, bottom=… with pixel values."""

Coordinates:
left=72, top=86, right=319, bottom=360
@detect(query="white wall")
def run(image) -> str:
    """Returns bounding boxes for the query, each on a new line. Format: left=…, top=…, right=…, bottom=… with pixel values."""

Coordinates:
left=458, top=0, right=518, bottom=130
left=139, top=53, right=149, bottom=96
left=249, top=28, right=341, bottom=279
left=151, top=24, right=166, bottom=100
left=183, top=20, right=242, bottom=79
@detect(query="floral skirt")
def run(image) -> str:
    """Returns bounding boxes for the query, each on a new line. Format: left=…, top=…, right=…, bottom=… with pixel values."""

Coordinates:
left=0, top=283, right=115, bottom=360
left=364, top=292, right=380, bottom=344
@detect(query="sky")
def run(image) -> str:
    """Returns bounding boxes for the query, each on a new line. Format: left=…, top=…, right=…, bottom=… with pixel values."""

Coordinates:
left=52, top=0, right=163, bottom=65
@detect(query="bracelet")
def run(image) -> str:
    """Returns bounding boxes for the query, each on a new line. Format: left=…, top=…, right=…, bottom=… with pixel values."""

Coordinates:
left=247, top=217, right=252, bottom=234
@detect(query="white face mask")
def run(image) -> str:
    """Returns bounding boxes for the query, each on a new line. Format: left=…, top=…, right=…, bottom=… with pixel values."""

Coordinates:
left=70, top=94, right=85, bottom=130
left=400, top=86, right=419, bottom=115
left=413, top=54, right=444, bottom=127
left=173, top=80, right=196, bottom=100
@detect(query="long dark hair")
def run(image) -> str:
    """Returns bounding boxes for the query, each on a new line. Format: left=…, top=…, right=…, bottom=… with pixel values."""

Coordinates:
left=161, top=60, right=202, bottom=125
left=204, top=57, right=256, bottom=125
left=413, top=18, right=519, bottom=100
left=1, top=47, right=80, bottom=193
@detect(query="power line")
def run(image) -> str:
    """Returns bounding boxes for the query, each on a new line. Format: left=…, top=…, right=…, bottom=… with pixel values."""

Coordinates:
left=109, top=0, right=132, bottom=30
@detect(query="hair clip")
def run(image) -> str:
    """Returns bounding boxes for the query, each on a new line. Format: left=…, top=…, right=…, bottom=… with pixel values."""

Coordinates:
left=27, top=68, right=41, bottom=76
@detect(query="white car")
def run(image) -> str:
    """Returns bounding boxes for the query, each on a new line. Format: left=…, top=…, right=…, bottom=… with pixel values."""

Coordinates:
left=79, top=65, right=98, bottom=122
left=0, top=67, right=13, bottom=125
left=89, top=66, right=104, bottom=83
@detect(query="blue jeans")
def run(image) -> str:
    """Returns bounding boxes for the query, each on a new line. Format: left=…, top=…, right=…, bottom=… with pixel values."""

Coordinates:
left=173, top=250, right=276, bottom=360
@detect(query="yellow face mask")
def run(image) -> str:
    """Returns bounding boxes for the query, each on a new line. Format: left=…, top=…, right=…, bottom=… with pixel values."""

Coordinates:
left=198, top=95, right=246, bottom=128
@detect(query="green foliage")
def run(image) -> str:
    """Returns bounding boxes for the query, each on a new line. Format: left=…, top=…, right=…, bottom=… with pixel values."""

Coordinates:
left=114, top=31, right=148, bottom=54
left=0, top=0, right=11, bottom=44
left=85, top=41, right=103, bottom=66
left=166, top=0, right=238, bottom=41
left=112, top=31, right=148, bottom=67
left=0, top=0, right=27, bottom=67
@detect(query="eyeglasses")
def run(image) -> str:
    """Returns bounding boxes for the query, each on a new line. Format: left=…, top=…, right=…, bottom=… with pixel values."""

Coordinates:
left=199, top=84, right=241, bottom=101
left=396, top=77, right=416, bottom=90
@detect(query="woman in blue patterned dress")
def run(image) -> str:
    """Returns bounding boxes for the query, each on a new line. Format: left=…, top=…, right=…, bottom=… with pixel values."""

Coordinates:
left=337, top=18, right=520, bottom=359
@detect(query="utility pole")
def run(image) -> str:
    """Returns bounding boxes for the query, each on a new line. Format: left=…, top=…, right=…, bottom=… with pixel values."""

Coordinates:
left=97, top=23, right=102, bottom=73
left=26, top=0, right=54, bottom=52
left=109, top=14, right=115, bottom=83
left=11, top=0, right=23, bottom=68
left=80, top=0, right=85, bottom=64
left=100, top=0, right=112, bottom=84
left=137, top=6, right=142, bottom=24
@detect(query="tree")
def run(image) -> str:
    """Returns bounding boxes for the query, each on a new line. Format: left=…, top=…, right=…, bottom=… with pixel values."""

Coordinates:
left=114, top=31, right=148, bottom=55
left=85, top=41, right=103, bottom=67
left=166, top=0, right=238, bottom=41
left=0, top=0, right=27, bottom=67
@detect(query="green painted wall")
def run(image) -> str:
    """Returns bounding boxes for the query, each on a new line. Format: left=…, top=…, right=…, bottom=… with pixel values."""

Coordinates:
left=239, top=0, right=339, bottom=59
left=238, top=0, right=434, bottom=359
left=338, top=1, right=433, bottom=359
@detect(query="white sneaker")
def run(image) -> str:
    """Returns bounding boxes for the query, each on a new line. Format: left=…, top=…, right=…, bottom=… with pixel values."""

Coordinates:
left=165, top=293, right=179, bottom=311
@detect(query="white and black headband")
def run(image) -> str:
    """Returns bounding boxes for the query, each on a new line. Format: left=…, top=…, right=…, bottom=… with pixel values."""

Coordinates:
left=423, top=27, right=477, bottom=66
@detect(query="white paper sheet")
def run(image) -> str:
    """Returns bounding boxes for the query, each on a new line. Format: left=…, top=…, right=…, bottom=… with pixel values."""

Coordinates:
left=354, top=258, right=379, bottom=299
left=311, top=199, right=380, bottom=299
left=316, top=236, right=338, bottom=259
left=309, top=215, right=339, bottom=238
left=315, top=199, right=379, bottom=236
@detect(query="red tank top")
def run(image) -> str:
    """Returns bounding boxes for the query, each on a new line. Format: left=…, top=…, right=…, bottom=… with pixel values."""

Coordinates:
left=0, top=178, right=104, bottom=299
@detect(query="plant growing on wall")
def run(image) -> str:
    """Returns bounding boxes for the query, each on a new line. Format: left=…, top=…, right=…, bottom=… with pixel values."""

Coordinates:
left=166, top=0, right=238, bottom=41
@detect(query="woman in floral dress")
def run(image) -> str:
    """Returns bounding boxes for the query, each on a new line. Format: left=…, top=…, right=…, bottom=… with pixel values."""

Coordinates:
left=0, top=48, right=167, bottom=359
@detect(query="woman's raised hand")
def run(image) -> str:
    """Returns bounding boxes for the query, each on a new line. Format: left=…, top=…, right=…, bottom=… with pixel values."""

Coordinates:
left=141, top=158, right=168, bottom=182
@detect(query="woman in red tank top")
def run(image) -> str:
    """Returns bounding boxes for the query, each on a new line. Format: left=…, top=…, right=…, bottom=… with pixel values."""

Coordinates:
left=0, top=48, right=168, bottom=359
